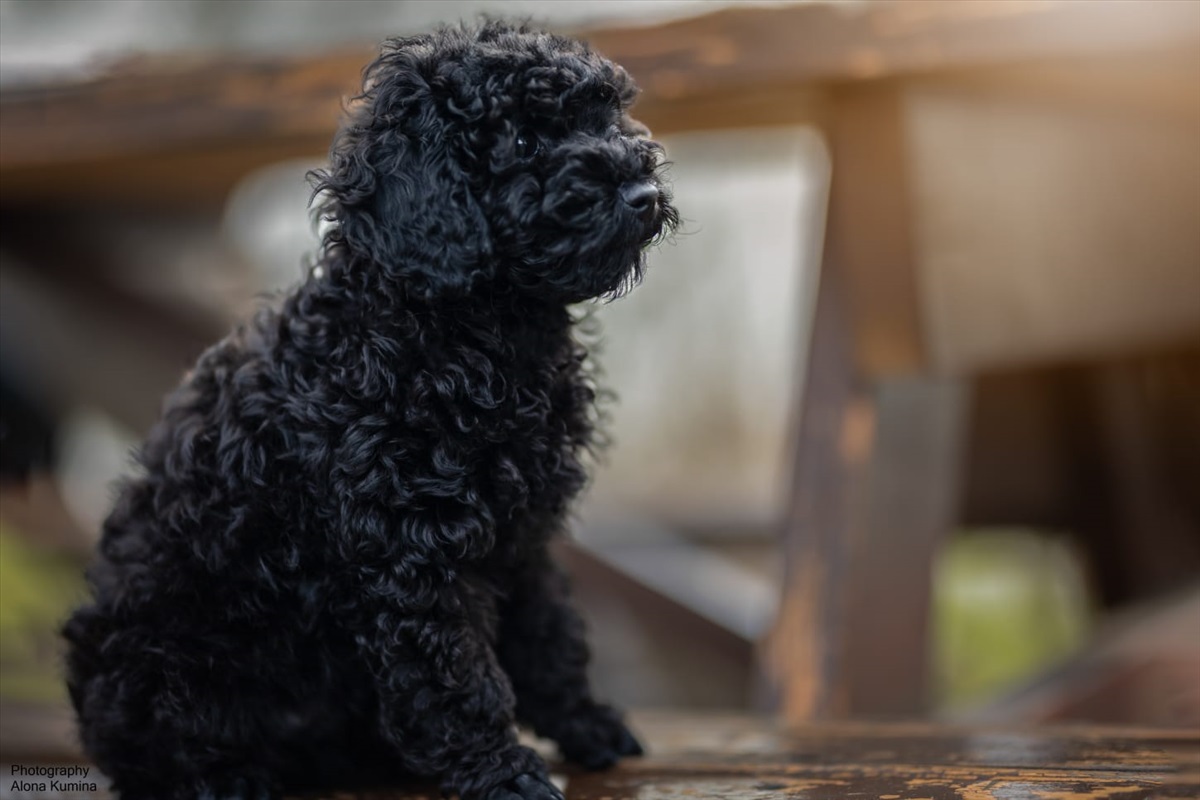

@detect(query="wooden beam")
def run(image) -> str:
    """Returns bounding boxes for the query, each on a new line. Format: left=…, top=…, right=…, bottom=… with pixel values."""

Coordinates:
left=839, top=377, right=968, bottom=716
left=763, top=263, right=969, bottom=720
left=586, top=0, right=1200, bottom=105
left=0, top=51, right=367, bottom=170
left=557, top=539, right=753, bottom=671
left=761, top=238, right=969, bottom=719
left=823, top=83, right=925, bottom=377
left=0, top=50, right=366, bottom=208
left=762, top=76, right=972, bottom=719
left=2, top=1, right=1197, bottom=208
left=761, top=229, right=864, bottom=721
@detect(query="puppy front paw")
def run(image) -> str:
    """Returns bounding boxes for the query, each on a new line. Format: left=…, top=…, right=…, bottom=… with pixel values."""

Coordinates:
left=485, top=773, right=565, bottom=800
left=555, top=702, right=644, bottom=770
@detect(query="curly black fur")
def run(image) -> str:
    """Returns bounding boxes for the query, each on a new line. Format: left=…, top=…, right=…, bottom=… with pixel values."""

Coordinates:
left=63, top=20, right=676, bottom=800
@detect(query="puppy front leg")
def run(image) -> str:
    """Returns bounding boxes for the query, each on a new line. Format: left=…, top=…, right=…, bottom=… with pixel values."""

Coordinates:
left=355, top=573, right=563, bottom=800
left=497, top=550, right=644, bottom=770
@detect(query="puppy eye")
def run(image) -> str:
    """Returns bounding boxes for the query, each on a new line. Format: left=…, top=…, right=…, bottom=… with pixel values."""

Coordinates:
left=514, top=129, right=540, bottom=160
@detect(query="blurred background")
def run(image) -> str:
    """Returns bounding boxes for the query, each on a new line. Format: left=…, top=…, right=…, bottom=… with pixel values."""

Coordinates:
left=1, top=0, right=1198, bottom=763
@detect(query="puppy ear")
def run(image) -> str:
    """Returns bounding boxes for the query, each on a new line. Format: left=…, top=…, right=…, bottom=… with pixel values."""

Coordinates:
left=310, top=37, right=492, bottom=297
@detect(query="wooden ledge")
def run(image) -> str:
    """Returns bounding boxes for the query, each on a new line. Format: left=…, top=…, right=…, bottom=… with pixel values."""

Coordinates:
left=2, top=1, right=1198, bottom=208
left=2, top=711, right=1197, bottom=798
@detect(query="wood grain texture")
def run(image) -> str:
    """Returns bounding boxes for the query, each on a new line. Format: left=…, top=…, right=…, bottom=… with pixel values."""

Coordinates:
left=822, top=81, right=925, bottom=377
left=3, top=0, right=1198, bottom=207
left=2, top=713, right=1196, bottom=799
left=761, top=239, right=861, bottom=721
left=839, top=376, right=969, bottom=716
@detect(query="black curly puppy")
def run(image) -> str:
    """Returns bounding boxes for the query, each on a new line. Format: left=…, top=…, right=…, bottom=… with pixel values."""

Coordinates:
left=63, top=20, right=676, bottom=800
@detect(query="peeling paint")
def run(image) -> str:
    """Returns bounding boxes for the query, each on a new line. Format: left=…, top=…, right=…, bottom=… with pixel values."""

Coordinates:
left=2, top=716, right=1194, bottom=799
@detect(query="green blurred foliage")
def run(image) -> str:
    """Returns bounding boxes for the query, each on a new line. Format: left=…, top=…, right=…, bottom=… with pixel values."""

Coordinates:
left=933, top=528, right=1093, bottom=709
left=0, top=525, right=86, bottom=703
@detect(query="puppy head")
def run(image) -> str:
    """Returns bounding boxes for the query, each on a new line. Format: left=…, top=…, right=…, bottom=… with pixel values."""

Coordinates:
left=311, top=20, right=677, bottom=302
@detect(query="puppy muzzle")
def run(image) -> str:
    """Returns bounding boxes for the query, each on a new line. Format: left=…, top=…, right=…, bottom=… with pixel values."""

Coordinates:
left=619, top=181, right=659, bottom=223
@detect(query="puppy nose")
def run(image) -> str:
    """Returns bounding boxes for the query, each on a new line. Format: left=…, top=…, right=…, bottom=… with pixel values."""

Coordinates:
left=619, top=181, right=659, bottom=222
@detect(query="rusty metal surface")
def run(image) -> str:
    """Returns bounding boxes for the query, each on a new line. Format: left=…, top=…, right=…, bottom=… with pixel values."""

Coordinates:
left=2, top=713, right=1197, bottom=799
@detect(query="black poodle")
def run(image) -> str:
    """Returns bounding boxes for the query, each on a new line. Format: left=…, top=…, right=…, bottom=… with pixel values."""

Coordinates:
left=63, top=20, right=676, bottom=800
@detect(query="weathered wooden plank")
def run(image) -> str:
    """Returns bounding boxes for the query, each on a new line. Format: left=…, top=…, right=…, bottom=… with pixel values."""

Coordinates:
left=3, top=714, right=1196, bottom=799
left=2, top=1, right=1197, bottom=207
left=839, top=377, right=968, bottom=716
left=763, top=78, right=968, bottom=719
left=564, top=770, right=1196, bottom=800
left=760, top=232, right=861, bottom=721
left=0, top=51, right=367, bottom=169
left=823, top=82, right=925, bottom=377
left=557, top=540, right=754, bottom=671
left=584, top=0, right=1200, bottom=104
